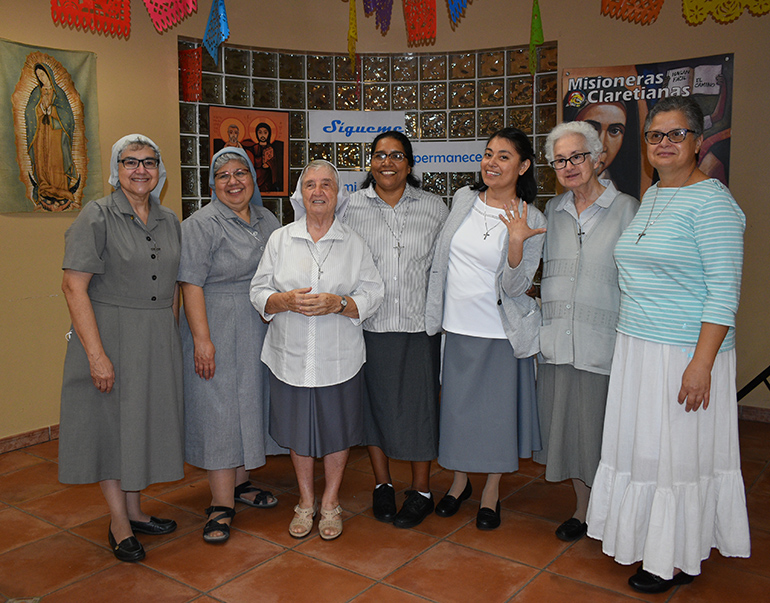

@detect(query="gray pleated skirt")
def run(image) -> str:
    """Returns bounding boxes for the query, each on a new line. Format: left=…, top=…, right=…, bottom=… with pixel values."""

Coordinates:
left=533, top=363, right=609, bottom=486
left=362, top=331, right=441, bottom=461
left=438, top=332, right=541, bottom=473
left=268, top=370, right=364, bottom=458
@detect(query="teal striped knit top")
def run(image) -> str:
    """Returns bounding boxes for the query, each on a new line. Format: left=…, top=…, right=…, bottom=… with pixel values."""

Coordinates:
left=614, top=179, right=745, bottom=351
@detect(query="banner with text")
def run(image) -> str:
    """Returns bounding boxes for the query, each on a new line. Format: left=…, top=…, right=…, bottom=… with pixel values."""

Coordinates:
left=562, top=53, right=733, bottom=199
left=309, top=111, right=406, bottom=142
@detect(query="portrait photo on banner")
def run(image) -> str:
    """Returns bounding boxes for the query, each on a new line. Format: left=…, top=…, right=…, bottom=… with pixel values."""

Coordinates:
left=563, top=53, right=733, bottom=200
left=209, top=107, right=289, bottom=197
left=0, top=38, right=103, bottom=213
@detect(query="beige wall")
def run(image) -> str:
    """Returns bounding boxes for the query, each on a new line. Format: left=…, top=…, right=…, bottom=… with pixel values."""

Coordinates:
left=2, top=1, right=768, bottom=440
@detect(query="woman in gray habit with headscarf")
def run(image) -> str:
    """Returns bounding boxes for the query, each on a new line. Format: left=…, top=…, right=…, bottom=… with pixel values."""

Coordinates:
left=59, top=134, right=184, bottom=563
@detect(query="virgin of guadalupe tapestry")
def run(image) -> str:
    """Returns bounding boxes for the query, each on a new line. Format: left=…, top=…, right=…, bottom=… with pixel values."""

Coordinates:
left=1, top=39, right=102, bottom=213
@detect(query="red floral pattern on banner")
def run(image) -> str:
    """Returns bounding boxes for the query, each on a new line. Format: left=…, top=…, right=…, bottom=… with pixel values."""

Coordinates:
left=51, top=0, right=131, bottom=37
left=144, top=0, right=197, bottom=33
left=601, top=0, right=665, bottom=25
left=179, top=47, right=202, bottom=102
left=403, top=0, right=436, bottom=46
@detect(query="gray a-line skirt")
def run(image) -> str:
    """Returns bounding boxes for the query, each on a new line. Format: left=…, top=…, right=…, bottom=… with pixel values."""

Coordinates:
left=268, top=370, right=364, bottom=458
left=438, top=332, right=541, bottom=473
left=533, top=363, right=609, bottom=486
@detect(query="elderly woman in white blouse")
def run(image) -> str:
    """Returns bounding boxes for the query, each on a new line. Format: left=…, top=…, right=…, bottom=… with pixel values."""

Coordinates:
left=250, top=160, right=384, bottom=541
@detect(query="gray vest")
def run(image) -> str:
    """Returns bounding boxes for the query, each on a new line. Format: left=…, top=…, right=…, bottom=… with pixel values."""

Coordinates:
left=539, top=187, right=638, bottom=374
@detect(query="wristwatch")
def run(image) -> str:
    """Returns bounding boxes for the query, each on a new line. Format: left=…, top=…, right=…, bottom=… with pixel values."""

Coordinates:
left=337, top=295, right=348, bottom=313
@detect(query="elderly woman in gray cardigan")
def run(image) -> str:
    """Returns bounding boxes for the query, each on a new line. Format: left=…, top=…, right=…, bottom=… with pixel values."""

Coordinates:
left=533, top=121, right=638, bottom=542
left=425, top=127, right=546, bottom=530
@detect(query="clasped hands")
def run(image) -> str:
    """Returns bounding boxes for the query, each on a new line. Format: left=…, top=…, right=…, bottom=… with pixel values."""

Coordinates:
left=281, top=287, right=343, bottom=316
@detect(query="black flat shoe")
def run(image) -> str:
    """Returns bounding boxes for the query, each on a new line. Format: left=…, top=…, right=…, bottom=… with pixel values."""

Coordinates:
left=129, top=516, right=177, bottom=535
left=393, top=490, right=434, bottom=529
left=435, top=480, right=473, bottom=518
left=372, top=484, right=397, bottom=523
left=108, top=525, right=145, bottom=562
left=628, top=568, right=695, bottom=593
left=476, top=501, right=501, bottom=530
left=555, top=517, right=587, bottom=542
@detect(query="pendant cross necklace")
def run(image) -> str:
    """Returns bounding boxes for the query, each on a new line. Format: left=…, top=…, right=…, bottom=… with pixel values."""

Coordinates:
left=376, top=201, right=410, bottom=257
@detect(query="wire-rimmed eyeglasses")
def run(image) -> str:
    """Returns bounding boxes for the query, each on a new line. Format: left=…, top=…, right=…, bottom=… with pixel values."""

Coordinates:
left=372, top=151, right=406, bottom=162
left=214, top=169, right=251, bottom=183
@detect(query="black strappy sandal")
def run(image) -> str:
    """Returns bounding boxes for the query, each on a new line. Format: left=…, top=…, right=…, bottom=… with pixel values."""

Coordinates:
left=234, top=481, right=279, bottom=508
left=203, top=505, right=236, bottom=544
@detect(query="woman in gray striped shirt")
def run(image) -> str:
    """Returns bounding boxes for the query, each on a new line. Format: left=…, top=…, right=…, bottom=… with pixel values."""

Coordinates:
left=344, top=132, right=448, bottom=530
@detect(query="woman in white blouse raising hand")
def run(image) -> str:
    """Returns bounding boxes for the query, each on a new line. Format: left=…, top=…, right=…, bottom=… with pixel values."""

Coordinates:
left=250, top=160, right=384, bottom=541
left=426, top=127, right=546, bottom=530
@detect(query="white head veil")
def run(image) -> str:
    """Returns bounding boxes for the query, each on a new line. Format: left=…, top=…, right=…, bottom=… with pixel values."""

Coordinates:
left=289, top=160, right=349, bottom=221
left=109, top=134, right=167, bottom=200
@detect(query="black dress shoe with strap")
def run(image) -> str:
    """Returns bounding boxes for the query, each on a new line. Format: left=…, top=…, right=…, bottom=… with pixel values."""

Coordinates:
left=129, top=516, right=177, bottom=535
left=108, top=525, right=145, bottom=562
left=628, top=568, right=695, bottom=593
left=435, top=480, right=473, bottom=518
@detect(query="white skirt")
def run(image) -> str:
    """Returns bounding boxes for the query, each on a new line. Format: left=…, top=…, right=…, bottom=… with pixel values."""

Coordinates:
left=586, top=333, right=750, bottom=579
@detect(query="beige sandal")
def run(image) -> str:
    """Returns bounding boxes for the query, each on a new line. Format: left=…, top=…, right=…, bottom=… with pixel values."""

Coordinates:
left=318, top=505, right=343, bottom=541
left=289, top=504, right=316, bottom=539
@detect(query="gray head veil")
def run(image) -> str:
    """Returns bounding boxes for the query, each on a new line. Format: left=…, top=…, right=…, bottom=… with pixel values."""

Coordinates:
left=209, top=146, right=264, bottom=207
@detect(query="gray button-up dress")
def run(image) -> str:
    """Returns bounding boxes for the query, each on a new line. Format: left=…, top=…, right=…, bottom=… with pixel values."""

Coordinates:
left=59, top=191, right=184, bottom=491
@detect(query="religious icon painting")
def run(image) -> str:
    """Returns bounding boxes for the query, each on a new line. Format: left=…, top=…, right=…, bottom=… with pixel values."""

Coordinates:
left=209, top=106, right=290, bottom=197
left=11, top=53, right=87, bottom=212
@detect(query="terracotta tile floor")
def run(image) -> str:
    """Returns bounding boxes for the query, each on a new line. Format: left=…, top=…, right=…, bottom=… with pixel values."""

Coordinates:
left=0, top=419, right=768, bottom=602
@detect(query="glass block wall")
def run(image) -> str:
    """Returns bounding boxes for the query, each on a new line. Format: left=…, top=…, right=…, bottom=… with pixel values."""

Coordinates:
left=179, top=38, right=558, bottom=222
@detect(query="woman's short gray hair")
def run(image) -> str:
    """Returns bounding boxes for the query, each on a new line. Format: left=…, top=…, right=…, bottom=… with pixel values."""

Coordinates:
left=115, top=136, right=160, bottom=161
left=644, top=95, right=704, bottom=137
left=545, top=121, right=603, bottom=164
left=301, top=159, right=340, bottom=191
left=212, top=151, right=250, bottom=174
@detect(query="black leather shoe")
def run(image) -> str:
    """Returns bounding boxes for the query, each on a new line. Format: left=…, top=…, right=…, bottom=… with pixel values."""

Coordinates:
left=372, top=484, right=397, bottom=523
left=628, top=568, right=695, bottom=593
left=555, top=517, right=587, bottom=542
left=129, top=516, right=177, bottom=535
left=108, top=526, right=145, bottom=562
left=393, top=490, right=434, bottom=529
left=435, top=480, right=473, bottom=518
left=476, top=501, right=501, bottom=530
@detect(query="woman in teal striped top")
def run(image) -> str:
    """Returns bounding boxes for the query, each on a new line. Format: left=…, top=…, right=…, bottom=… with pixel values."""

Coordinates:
left=586, top=95, right=750, bottom=594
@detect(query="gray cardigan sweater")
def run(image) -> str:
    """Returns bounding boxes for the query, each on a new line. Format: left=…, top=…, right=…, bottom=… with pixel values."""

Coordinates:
left=539, top=183, right=638, bottom=374
left=425, top=186, right=546, bottom=358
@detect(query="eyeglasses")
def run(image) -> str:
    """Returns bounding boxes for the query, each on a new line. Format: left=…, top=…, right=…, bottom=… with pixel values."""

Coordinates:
left=118, top=157, right=159, bottom=170
left=372, top=151, right=406, bottom=163
left=549, top=152, right=591, bottom=170
left=214, top=169, right=251, bottom=183
left=644, top=128, right=697, bottom=145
